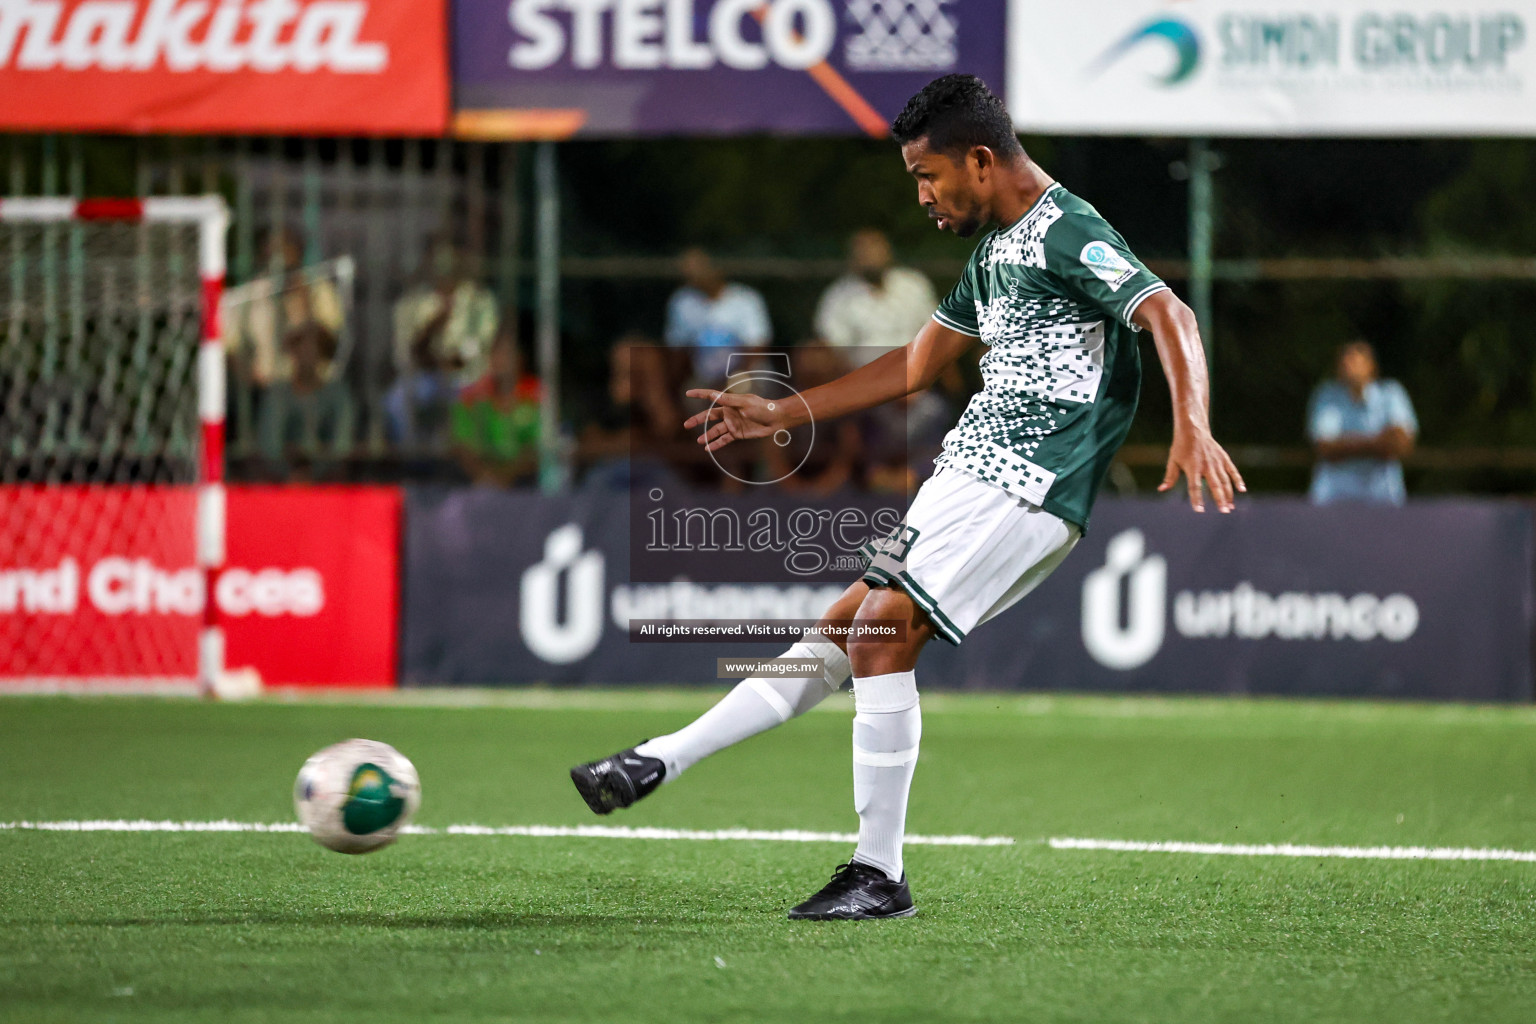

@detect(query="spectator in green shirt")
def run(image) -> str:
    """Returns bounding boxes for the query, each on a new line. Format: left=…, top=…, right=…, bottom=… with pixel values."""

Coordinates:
left=387, top=239, right=500, bottom=446
left=451, top=331, right=541, bottom=487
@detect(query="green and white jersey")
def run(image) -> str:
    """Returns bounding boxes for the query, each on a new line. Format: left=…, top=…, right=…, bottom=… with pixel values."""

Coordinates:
left=931, top=183, right=1167, bottom=531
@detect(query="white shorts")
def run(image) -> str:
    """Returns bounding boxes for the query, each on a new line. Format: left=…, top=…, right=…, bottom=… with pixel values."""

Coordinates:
left=859, top=467, right=1080, bottom=645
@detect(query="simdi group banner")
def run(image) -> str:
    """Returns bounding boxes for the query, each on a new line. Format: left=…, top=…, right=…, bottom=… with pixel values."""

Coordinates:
left=404, top=489, right=1533, bottom=701
left=451, top=0, right=1008, bottom=138
left=1008, top=0, right=1536, bottom=136
left=0, top=486, right=400, bottom=687
left=0, top=0, right=449, bottom=134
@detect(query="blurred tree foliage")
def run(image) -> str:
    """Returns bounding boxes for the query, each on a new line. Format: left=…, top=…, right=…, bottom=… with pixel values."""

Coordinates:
left=1414, top=142, right=1536, bottom=443
left=558, top=135, right=1535, bottom=493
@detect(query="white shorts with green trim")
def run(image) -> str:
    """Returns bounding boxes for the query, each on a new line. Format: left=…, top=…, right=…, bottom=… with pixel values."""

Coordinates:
left=859, top=467, right=1080, bottom=645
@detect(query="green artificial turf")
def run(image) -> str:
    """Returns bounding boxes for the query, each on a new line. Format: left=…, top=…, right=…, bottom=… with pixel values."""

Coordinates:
left=1, top=692, right=1534, bottom=1023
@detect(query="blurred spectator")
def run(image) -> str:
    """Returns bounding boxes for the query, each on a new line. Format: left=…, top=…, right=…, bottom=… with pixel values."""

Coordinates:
left=256, top=321, right=354, bottom=480
left=664, top=248, right=771, bottom=383
left=387, top=240, right=499, bottom=446
left=860, top=388, right=954, bottom=495
left=450, top=331, right=541, bottom=488
left=223, top=228, right=344, bottom=388
left=577, top=336, right=693, bottom=491
left=1308, top=340, right=1418, bottom=505
left=763, top=341, right=862, bottom=496
left=814, top=229, right=937, bottom=365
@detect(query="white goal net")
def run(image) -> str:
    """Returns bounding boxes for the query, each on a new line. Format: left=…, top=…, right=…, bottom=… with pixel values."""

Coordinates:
left=0, top=197, right=230, bottom=692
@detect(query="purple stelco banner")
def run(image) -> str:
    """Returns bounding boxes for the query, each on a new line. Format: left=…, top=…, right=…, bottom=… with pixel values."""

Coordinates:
left=451, top=0, right=1009, bottom=137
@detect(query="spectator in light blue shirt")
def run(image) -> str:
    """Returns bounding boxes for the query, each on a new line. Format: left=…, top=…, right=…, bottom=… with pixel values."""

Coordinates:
left=665, top=248, right=771, bottom=384
left=1307, top=340, right=1417, bottom=505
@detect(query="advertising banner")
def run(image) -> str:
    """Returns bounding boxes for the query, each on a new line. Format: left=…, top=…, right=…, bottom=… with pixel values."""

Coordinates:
left=0, top=486, right=198, bottom=680
left=403, top=487, right=855, bottom=682
left=223, top=486, right=400, bottom=687
left=1008, top=0, right=1536, bottom=136
left=403, top=490, right=1533, bottom=701
left=0, top=0, right=449, bottom=134
left=451, top=0, right=1008, bottom=138
left=0, top=485, right=401, bottom=687
left=935, top=499, right=1534, bottom=701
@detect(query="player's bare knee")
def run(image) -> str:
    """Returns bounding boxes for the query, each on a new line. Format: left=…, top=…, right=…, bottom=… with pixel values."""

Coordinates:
left=811, top=581, right=871, bottom=653
left=848, top=587, right=928, bottom=676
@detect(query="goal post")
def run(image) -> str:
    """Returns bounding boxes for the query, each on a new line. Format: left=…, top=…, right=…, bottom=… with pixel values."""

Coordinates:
left=0, top=196, right=230, bottom=693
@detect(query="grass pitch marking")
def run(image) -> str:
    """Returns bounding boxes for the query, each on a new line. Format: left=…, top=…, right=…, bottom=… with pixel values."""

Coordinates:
left=7, top=823, right=1535, bottom=861
left=0, top=820, right=1013, bottom=847
left=1050, top=837, right=1536, bottom=863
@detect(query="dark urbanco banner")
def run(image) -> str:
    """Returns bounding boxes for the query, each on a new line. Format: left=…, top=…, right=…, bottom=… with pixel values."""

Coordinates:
left=403, top=490, right=1534, bottom=701
left=452, top=0, right=1008, bottom=137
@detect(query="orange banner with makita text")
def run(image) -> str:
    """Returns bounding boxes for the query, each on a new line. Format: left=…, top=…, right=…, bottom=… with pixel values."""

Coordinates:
left=0, top=0, right=448, bottom=135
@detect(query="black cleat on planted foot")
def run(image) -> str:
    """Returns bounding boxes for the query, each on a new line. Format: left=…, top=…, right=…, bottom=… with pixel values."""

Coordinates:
left=569, top=746, right=665, bottom=815
left=787, top=861, right=916, bottom=920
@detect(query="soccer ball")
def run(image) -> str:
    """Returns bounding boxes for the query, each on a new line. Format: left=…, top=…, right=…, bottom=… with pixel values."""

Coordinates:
left=293, top=739, right=421, bottom=854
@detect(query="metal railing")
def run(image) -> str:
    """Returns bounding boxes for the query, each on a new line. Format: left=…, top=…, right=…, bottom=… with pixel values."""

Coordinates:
left=6, top=133, right=1536, bottom=489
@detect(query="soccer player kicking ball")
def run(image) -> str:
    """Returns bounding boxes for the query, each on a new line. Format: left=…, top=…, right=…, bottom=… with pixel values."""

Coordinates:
left=571, top=75, right=1244, bottom=920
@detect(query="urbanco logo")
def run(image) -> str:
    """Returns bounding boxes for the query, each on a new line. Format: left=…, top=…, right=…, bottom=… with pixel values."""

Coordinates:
left=1089, top=16, right=1202, bottom=86
left=519, top=523, right=605, bottom=665
left=1081, top=528, right=1167, bottom=671
left=1079, top=527, right=1425, bottom=672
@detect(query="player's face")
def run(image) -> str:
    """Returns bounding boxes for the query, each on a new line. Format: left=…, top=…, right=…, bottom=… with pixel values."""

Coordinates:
left=901, top=138, right=988, bottom=239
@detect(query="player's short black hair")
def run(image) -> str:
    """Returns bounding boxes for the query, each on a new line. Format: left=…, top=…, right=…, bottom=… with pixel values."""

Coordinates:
left=890, top=75, right=1024, bottom=161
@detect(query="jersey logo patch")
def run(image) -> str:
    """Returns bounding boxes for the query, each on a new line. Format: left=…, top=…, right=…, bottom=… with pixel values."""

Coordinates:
left=1080, top=242, right=1138, bottom=292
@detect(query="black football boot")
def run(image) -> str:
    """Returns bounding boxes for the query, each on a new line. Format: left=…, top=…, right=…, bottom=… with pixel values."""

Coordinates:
left=569, top=746, right=666, bottom=815
left=786, top=860, right=916, bottom=920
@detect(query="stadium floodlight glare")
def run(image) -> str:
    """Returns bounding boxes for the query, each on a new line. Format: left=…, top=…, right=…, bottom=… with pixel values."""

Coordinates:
left=0, top=196, right=231, bottom=694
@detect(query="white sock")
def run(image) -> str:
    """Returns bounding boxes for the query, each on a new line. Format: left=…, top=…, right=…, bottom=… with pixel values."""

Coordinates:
left=635, top=639, right=850, bottom=780
left=850, top=670, right=921, bottom=882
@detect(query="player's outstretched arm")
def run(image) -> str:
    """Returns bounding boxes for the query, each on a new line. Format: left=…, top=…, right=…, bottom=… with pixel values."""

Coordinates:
left=1134, top=290, right=1246, bottom=513
left=684, top=320, right=974, bottom=452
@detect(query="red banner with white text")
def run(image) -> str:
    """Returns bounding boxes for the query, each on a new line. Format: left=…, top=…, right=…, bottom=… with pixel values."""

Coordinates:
left=0, top=486, right=400, bottom=687
left=0, top=0, right=448, bottom=135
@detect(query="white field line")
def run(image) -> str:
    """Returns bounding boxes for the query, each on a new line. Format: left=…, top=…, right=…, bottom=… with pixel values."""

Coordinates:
left=1050, top=837, right=1536, bottom=863
left=10, top=686, right=1536, bottom=729
left=0, top=820, right=1013, bottom=847
left=6, top=822, right=1532, bottom=861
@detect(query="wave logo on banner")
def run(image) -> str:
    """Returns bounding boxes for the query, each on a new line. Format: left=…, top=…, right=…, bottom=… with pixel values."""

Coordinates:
left=1012, top=4, right=1535, bottom=137
left=1081, top=529, right=1167, bottom=671
left=519, top=523, right=605, bottom=665
left=1088, top=16, right=1202, bottom=86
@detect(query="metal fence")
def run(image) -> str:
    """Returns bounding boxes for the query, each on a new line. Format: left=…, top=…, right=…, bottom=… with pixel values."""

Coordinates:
left=5, top=133, right=1536, bottom=495
left=4, top=135, right=523, bottom=482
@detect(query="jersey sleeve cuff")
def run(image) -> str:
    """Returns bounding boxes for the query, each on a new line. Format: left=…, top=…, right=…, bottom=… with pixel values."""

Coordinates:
left=932, top=310, right=980, bottom=337
left=1121, top=281, right=1169, bottom=327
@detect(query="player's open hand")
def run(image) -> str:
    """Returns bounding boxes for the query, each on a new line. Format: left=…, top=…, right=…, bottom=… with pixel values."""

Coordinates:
left=683, top=388, right=789, bottom=452
left=1159, top=429, right=1246, bottom=513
